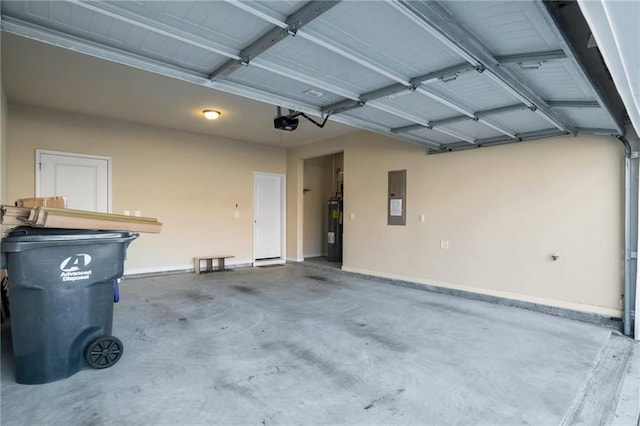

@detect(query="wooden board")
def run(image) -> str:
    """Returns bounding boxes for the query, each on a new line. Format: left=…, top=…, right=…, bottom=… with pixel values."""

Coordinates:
left=40, top=213, right=162, bottom=233
left=15, top=197, right=67, bottom=208
left=1, top=205, right=162, bottom=234
left=42, top=207, right=159, bottom=223
left=0, top=206, right=31, bottom=225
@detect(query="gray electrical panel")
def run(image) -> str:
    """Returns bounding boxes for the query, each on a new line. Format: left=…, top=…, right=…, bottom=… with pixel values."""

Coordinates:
left=388, top=170, right=406, bottom=226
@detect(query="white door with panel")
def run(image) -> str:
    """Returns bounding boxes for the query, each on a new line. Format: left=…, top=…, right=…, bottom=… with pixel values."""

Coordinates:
left=253, top=172, right=285, bottom=264
left=37, top=150, right=111, bottom=212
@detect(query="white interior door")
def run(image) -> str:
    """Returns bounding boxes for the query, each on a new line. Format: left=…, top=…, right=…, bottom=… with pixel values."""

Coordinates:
left=253, top=172, right=285, bottom=264
left=36, top=150, right=111, bottom=212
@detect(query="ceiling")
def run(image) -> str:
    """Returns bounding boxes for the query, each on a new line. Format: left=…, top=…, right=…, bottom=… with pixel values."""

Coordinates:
left=1, top=33, right=357, bottom=148
left=0, top=1, right=629, bottom=152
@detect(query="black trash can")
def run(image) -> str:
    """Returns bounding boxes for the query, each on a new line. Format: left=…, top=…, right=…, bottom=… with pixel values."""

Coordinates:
left=0, top=227, right=138, bottom=384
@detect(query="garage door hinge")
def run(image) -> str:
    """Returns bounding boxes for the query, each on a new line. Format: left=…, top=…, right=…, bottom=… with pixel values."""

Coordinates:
left=631, top=251, right=638, bottom=259
left=631, top=152, right=639, bottom=159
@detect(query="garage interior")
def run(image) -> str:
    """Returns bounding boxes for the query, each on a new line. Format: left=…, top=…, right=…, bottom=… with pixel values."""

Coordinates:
left=1, top=0, right=639, bottom=424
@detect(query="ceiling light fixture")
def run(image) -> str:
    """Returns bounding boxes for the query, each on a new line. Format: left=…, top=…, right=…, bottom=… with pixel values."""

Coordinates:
left=203, top=110, right=221, bottom=120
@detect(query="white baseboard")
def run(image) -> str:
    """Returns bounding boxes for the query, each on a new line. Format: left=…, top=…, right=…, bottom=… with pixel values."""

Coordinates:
left=342, top=265, right=622, bottom=318
left=124, top=258, right=252, bottom=276
left=124, top=264, right=192, bottom=276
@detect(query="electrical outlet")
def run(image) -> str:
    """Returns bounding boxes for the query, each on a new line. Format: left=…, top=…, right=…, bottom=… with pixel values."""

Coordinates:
left=440, top=240, right=449, bottom=249
left=235, top=211, right=240, bottom=219
left=123, top=210, right=130, bottom=216
left=134, top=210, right=141, bottom=217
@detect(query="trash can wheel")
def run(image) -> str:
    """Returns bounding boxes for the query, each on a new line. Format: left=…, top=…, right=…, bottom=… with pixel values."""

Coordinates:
left=85, top=336, right=123, bottom=369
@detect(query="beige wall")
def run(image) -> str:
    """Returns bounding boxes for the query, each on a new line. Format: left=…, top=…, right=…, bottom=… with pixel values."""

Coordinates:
left=1, top=30, right=7, bottom=205
left=303, top=157, right=328, bottom=257
left=1, top=84, right=7, bottom=205
left=288, top=131, right=625, bottom=316
left=324, top=153, right=344, bottom=201
left=7, top=103, right=286, bottom=273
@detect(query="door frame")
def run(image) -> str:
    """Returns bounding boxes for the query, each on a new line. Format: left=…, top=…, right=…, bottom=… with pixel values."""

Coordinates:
left=35, top=149, right=113, bottom=213
left=253, top=172, right=286, bottom=266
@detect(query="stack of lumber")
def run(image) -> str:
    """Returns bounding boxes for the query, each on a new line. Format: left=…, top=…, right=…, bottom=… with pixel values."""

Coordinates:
left=1, top=206, right=162, bottom=234
left=15, top=196, right=67, bottom=208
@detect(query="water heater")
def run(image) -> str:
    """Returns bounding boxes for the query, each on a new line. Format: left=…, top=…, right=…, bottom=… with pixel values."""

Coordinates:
left=327, top=198, right=343, bottom=262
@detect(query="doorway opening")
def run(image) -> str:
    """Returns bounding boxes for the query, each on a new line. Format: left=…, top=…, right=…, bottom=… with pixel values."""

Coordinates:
left=303, top=152, right=343, bottom=269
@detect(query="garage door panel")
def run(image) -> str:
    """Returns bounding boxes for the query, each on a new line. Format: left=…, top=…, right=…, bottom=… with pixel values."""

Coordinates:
left=305, top=1, right=461, bottom=79
left=343, top=107, right=418, bottom=130
left=440, top=1, right=561, bottom=55
left=229, top=67, right=341, bottom=108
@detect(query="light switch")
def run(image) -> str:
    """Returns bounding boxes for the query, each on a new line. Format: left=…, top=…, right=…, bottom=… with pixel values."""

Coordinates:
left=235, top=211, right=240, bottom=219
left=419, top=214, right=425, bottom=222
left=350, top=212, right=355, bottom=221
left=440, top=240, right=449, bottom=249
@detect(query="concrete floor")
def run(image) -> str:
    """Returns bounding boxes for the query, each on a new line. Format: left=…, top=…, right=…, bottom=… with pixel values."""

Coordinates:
left=303, top=256, right=341, bottom=270
left=1, top=263, right=637, bottom=425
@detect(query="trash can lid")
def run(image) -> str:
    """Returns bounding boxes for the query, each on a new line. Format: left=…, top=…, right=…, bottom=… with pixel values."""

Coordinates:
left=2, top=227, right=138, bottom=243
